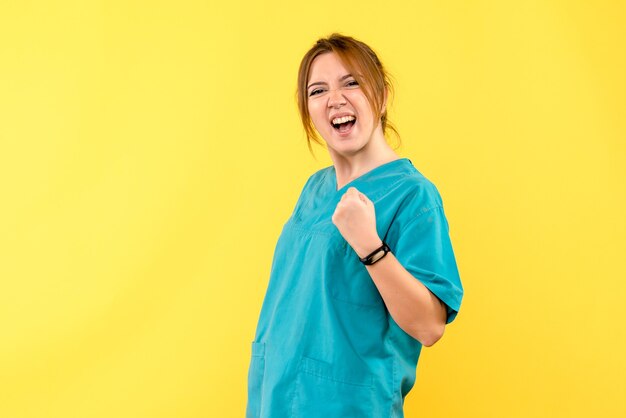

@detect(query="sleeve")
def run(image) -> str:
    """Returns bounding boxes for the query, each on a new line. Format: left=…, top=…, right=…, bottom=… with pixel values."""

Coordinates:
left=390, top=202, right=464, bottom=325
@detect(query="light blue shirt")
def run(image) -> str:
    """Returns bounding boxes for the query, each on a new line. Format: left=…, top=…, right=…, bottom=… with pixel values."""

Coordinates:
left=247, top=158, right=463, bottom=418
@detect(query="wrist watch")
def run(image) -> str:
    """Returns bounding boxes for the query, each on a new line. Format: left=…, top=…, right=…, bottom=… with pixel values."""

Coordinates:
left=359, top=241, right=391, bottom=265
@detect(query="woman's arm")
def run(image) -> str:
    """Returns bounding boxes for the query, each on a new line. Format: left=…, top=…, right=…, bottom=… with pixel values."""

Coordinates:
left=353, top=241, right=448, bottom=347
left=331, top=186, right=449, bottom=347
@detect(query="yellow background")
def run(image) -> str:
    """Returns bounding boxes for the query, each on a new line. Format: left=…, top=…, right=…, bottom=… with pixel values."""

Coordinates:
left=1, top=1, right=624, bottom=417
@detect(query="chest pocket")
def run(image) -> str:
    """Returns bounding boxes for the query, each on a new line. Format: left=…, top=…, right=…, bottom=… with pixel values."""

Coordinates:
left=287, top=214, right=386, bottom=310
left=321, top=233, right=385, bottom=309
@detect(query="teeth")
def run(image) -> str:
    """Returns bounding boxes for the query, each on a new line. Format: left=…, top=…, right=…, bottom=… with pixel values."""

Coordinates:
left=332, top=115, right=356, bottom=125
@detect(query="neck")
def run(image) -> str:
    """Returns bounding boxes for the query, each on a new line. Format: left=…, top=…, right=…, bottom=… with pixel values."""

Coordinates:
left=329, top=128, right=400, bottom=190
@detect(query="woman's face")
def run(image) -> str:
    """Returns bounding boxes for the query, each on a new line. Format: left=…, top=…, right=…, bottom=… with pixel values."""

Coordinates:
left=306, top=52, right=380, bottom=155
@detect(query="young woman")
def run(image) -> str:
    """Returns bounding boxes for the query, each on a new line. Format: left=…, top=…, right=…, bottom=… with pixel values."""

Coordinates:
left=246, top=33, right=464, bottom=418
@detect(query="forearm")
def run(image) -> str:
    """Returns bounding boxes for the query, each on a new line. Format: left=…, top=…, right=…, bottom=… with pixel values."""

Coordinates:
left=355, top=243, right=447, bottom=347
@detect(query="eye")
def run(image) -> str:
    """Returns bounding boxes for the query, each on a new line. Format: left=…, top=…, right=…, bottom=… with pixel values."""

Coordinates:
left=347, top=80, right=359, bottom=87
left=309, top=89, right=323, bottom=97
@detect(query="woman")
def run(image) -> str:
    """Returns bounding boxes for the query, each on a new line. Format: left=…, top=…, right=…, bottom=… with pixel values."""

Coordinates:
left=246, top=33, right=464, bottom=418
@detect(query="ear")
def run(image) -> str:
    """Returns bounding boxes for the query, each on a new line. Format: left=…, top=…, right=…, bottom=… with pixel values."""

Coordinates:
left=382, top=86, right=388, bottom=116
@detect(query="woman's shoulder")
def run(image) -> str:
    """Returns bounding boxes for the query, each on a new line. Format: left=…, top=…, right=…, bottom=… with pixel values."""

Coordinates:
left=310, top=165, right=333, bottom=180
left=394, top=167, right=444, bottom=210
left=298, top=166, right=331, bottom=191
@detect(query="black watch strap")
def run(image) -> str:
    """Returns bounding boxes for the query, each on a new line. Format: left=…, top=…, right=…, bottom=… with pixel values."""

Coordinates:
left=359, top=241, right=391, bottom=265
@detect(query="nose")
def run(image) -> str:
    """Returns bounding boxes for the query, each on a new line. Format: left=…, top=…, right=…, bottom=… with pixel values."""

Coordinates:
left=327, top=87, right=347, bottom=108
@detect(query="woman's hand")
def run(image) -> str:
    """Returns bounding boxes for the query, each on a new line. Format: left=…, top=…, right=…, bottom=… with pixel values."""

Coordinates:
left=331, top=187, right=382, bottom=258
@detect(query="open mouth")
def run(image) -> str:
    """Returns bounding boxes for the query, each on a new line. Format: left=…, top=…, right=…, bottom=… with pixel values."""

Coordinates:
left=331, top=116, right=356, bottom=134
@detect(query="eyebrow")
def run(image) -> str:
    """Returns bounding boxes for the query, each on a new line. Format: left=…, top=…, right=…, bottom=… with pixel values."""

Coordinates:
left=307, top=74, right=354, bottom=90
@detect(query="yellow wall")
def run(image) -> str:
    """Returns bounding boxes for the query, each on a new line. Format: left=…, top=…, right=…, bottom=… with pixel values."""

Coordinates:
left=1, top=1, right=624, bottom=417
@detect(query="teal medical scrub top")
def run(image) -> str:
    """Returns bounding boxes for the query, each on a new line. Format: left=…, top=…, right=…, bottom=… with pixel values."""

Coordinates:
left=246, top=158, right=463, bottom=418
